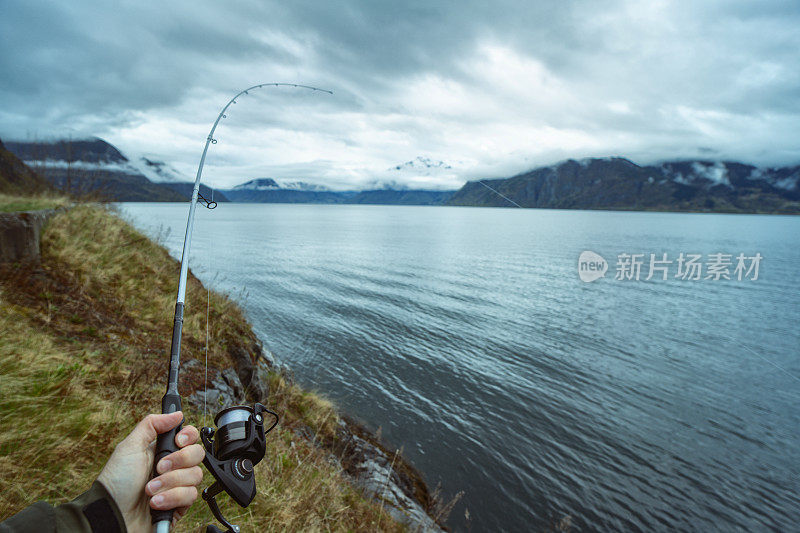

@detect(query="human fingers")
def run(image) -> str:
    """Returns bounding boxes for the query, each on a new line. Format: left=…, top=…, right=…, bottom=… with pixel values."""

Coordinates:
left=129, top=411, right=184, bottom=449
left=156, top=443, right=204, bottom=474
left=175, top=425, right=199, bottom=448
left=146, top=466, right=203, bottom=497
left=149, top=486, right=199, bottom=510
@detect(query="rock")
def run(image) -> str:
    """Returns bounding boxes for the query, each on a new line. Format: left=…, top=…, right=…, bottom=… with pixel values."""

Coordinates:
left=259, top=347, right=279, bottom=368
left=187, top=364, right=247, bottom=411
left=336, top=420, right=443, bottom=532
left=256, top=358, right=271, bottom=383
left=0, top=210, right=55, bottom=263
left=220, top=368, right=245, bottom=400
left=181, top=359, right=203, bottom=373
left=292, top=423, right=316, bottom=444
left=228, top=342, right=269, bottom=401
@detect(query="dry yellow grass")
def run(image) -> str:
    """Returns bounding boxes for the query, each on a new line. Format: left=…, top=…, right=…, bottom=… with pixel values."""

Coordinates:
left=0, top=203, right=405, bottom=532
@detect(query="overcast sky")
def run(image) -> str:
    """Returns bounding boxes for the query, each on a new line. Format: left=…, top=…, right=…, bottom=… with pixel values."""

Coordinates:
left=1, top=0, right=799, bottom=189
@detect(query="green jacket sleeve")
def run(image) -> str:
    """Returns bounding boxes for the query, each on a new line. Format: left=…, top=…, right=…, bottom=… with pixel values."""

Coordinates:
left=0, top=480, right=126, bottom=533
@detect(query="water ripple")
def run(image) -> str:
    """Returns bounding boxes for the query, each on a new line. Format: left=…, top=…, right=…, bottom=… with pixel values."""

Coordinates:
left=122, top=204, right=800, bottom=532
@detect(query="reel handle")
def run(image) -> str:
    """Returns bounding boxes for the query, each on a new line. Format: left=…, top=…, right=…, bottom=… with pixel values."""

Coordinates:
left=150, top=391, right=183, bottom=525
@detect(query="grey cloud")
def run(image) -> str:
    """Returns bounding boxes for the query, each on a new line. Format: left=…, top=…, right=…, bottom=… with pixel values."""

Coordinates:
left=1, top=0, right=799, bottom=189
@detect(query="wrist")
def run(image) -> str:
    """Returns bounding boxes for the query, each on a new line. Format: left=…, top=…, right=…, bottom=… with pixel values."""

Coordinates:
left=92, top=479, right=127, bottom=532
left=56, top=479, right=127, bottom=533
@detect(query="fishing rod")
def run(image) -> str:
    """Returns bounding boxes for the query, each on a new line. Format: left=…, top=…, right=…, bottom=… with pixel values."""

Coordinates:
left=152, top=83, right=333, bottom=533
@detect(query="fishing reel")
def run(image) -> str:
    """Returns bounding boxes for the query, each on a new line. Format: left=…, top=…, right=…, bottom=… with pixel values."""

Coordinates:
left=200, top=403, right=279, bottom=533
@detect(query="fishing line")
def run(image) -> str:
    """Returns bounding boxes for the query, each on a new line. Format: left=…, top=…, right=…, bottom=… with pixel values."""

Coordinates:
left=206, top=184, right=218, bottom=426
left=197, top=183, right=217, bottom=426
left=204, top=168, right=217, bottom=426
left=722, top=333, right=800, bottom=387
left=478, top=180, right=523, bottom=208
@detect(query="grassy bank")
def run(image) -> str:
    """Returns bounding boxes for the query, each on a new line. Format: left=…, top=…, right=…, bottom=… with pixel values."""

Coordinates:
left=0, top=203, right=407, bottom=531
left=0, top=193, right=69, bottom=213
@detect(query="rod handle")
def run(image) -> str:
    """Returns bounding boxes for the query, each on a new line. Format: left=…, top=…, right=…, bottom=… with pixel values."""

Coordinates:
left=150, top=392, right=183, bottom=525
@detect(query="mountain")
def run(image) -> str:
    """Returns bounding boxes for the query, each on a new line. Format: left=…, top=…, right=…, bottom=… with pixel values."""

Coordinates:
left=134, top=156, right=190, bottom=183
left=4, top=138, right=190, bottom=183
left=223, top=178, right=345, bottom=203
left=5, top=138, right=128, bottom=164
left=40, top=167, right=186, bottom=202
left=4, top=139, right=452, bottom=205
left=391, top=157, right=453, bottom=172
left=447, top=158, right=800, bottom=213
left=348, top=189, right=454, bottom=205
left=13, top=137, right=792, bottom=213
left=221, top=178, right=454, bottom=205
left=224, top=188, right=350, bottom=204
left=234, top=178, right=280, bottom=190
left=0, top=139, right=53, bottom=194
left=4, top=138, right=186, bottom=201
left=160, top=183, right=229, bottom=203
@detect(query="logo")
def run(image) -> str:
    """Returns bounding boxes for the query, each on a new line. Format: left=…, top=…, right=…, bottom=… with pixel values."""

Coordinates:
left=578, top=251, right=608, bottom=282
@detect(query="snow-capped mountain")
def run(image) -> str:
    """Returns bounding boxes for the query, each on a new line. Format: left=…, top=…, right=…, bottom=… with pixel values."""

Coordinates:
left=4, top=138, right=191, bottom=183
left=131, top=156, right=189, bottom=183
left=2, top=137, right=200, bottom=201
left=386, top=156, right=463, bottom=190
left=449, top=157, right=800, bottom=212
left=390, top=157, right=453, bottom=174
left=660, top=160, right=799, bottom=191
left=5, top=136, right=797, bottom=211
left=4, top=138, right=190, bottom=183
left=222, top=177, right=455, bottom=204
left=233, top=179, right=331, bottom=191
left=233, top=178, right=281, bottom=190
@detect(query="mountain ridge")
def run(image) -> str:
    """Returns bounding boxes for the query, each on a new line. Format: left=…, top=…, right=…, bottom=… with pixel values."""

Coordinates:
left=4, top=138, right=186, bottom=201
left=6, top=137, right=799, bottom=212
left=0, top=139, right=54, bottom=195
left=447, top=157, right=800, bottom=213
left=5, top=138, right=457, bottom=205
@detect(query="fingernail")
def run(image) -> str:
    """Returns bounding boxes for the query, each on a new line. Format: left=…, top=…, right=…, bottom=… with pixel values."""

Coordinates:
left=148, top=479, right=162, bottom=493
left=152, top=494, right=164, bottom=506
left=158, top=459, right=172, bottom=473
left=177, top=433, right=187, bottom=446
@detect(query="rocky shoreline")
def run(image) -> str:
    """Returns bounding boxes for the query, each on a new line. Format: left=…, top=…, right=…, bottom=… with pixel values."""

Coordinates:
left=182, top=338, right=446, bottom=532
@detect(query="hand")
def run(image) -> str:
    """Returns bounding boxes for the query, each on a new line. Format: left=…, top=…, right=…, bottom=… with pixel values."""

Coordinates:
left=98, top=411, right=205, bottom=533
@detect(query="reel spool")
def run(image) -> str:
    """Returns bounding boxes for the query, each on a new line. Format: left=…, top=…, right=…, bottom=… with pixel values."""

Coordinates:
left=200, top=403, right=279, bottom=533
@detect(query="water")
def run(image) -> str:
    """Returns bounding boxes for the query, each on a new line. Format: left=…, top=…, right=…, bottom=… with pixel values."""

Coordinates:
left=120, top=203, right=800, bottom=532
